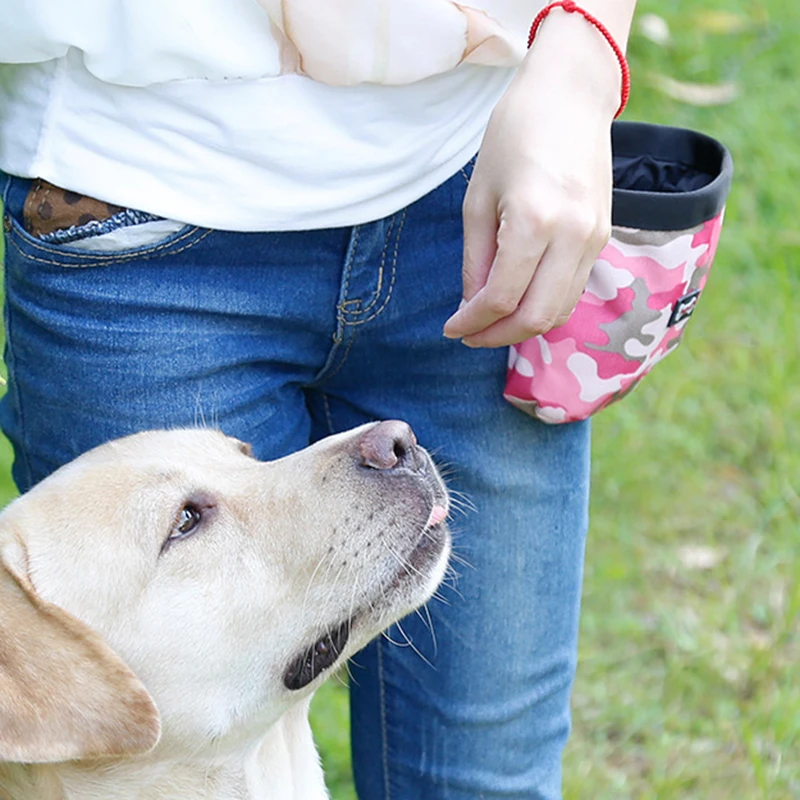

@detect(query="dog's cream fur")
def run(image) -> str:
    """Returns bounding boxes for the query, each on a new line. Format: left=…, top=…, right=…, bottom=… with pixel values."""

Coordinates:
left=0, top=423, right=450, bottom=799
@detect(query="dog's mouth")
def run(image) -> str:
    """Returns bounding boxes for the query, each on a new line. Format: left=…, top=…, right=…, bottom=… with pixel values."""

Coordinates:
left=283, top=619, right=351, bottom=691
left=283, top=503, right=450, bottom=692
left=390, top=505, right=449, bottom=588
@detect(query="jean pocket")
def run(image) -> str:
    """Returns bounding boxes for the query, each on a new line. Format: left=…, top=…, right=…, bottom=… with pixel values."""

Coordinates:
left=2, top=174, right=210, bottom=267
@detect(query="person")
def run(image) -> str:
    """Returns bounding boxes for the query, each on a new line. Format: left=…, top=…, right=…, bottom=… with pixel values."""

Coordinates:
left=0, top=1, right=637, bottom=797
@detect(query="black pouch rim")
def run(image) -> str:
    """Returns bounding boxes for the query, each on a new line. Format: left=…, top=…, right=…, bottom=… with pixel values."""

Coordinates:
left=611, top=121, right=734, bottom=232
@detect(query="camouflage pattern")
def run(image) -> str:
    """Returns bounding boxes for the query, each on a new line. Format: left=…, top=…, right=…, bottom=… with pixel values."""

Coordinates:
left=504, top=211, right=725, bottom=423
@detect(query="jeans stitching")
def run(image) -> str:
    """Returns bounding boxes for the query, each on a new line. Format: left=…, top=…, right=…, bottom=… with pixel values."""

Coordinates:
left=309, top=226, right=360, bottom=386
left=6, top=223, right=208, bottom=263
left=460, top=154, right=477, bottom=185
left=314, top=324, right=358, bottom=386
left=336, top=225, right=361, bottom=323
left=344, top=209, right=405, bottom=327
left=4, top=197, right=207, bottom=261
left=377, top=636, right=392, bottom=800
left=5, top=227, right=213, bottom=268
left=341, top=214, right=395, bottom=320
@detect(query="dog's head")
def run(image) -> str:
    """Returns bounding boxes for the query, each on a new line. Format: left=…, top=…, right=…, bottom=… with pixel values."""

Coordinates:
left=0, top=422, right=450, bottom=763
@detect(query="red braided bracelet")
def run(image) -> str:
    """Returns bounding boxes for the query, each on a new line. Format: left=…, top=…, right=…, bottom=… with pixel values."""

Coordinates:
left=527, top=0, right=631, bottom=119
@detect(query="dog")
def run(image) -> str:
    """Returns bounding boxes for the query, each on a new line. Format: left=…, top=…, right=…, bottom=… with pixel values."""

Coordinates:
left=0, top=420, right=451, bottom=799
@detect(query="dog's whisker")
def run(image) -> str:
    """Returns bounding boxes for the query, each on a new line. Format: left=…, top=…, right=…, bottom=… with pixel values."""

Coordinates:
left=436, top=565, right=466, bottom=604
left=345, top=560, right=365, bottom=632
left=301, top=546, right=339, bottom=621
left=306, top=548, right=336, bottom=592
left=413, top=604, right=439, bottom=659
left=330, top=667, right=350, bottom=689
left=442, top=564, right=463, bottom=586
left=382, top=541, right=429, bottom=583
left=379, top=541, right=411, bottom=575
left=393, top=619, right=435, bottom=670
left=447, top=490, right=477, bottom=515
left=310, top=557, right=353, bottom=635
left=447, top=549, right=474, bottom=571
left=380, top=628, right=405, bottom=645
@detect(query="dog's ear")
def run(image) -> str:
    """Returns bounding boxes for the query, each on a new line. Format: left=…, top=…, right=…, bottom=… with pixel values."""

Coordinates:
left=0, top=535, right=161, bottom=763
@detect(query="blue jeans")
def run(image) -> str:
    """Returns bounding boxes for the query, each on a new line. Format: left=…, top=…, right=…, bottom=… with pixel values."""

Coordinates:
left=1, top=167, right=590, bottom=799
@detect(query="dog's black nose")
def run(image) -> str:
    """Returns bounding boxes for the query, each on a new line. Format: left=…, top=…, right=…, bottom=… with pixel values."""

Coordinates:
left=359, top=421, right=422, bottom=471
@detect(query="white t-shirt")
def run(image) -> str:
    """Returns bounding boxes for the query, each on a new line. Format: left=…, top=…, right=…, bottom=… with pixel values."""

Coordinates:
left=0, top=1, right=539, bottom=230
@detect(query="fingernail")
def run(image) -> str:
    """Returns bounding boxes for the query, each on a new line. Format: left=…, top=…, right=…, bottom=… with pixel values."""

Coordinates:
left=443, top=299, right=469, bottom=338
left=443, top=319, right=462, bottom=338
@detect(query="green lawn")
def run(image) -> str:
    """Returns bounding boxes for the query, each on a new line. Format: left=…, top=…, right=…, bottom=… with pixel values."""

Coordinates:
left=2, top=1, right=798, bottom=797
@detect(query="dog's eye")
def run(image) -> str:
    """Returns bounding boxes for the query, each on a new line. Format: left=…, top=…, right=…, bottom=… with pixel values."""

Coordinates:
left=170, top=504, right=202, bottom=541
left=161, top=495, right=217, bottom=554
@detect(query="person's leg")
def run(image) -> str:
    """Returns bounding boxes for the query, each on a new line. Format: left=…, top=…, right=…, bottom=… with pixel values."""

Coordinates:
left=2, top=164, right=590, bottom=798
left=306, top=167, right=591, bottom=799
left=1, top=172, right=353, bottom=486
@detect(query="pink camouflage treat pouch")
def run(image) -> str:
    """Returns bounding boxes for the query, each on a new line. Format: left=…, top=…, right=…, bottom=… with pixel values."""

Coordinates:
left=505, top=121, right=733, bottom=424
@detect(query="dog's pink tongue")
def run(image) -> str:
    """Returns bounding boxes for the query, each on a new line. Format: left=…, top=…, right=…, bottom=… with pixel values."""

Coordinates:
left=425, top=504, right=448, bottom=529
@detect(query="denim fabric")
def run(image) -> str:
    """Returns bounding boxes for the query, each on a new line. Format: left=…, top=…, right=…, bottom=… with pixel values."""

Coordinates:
left=1, top=166, right=590, bottom=799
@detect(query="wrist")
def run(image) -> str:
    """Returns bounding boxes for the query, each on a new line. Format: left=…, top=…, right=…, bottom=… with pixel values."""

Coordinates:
left=523, top=2, right=633, bottom=119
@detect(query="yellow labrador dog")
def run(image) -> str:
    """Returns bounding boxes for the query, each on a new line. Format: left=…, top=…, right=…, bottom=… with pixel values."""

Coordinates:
left=0, top=421, right=451, bottom=800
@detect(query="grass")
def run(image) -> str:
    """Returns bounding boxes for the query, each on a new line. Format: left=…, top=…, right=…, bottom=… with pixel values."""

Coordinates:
left=1, top=1, right=798, bottom=797
left=569, top=3, right=800, bottom=796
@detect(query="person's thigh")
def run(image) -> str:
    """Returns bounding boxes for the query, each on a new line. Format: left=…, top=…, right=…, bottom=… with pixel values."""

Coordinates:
left=1, top=174, right=352, bottom=488
left=309, top=167, right=591, bottom=800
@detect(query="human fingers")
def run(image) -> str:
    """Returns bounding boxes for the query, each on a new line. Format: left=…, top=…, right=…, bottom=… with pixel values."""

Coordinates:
left=443, top=191, right=550, bottom=341
left=460, top=228, right=604, bottom=349
left=459, top=179, right=499, bottom=304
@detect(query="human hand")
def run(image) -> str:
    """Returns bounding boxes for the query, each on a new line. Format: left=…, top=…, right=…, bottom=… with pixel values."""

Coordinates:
left=443, top=9, right=629, bottom=349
